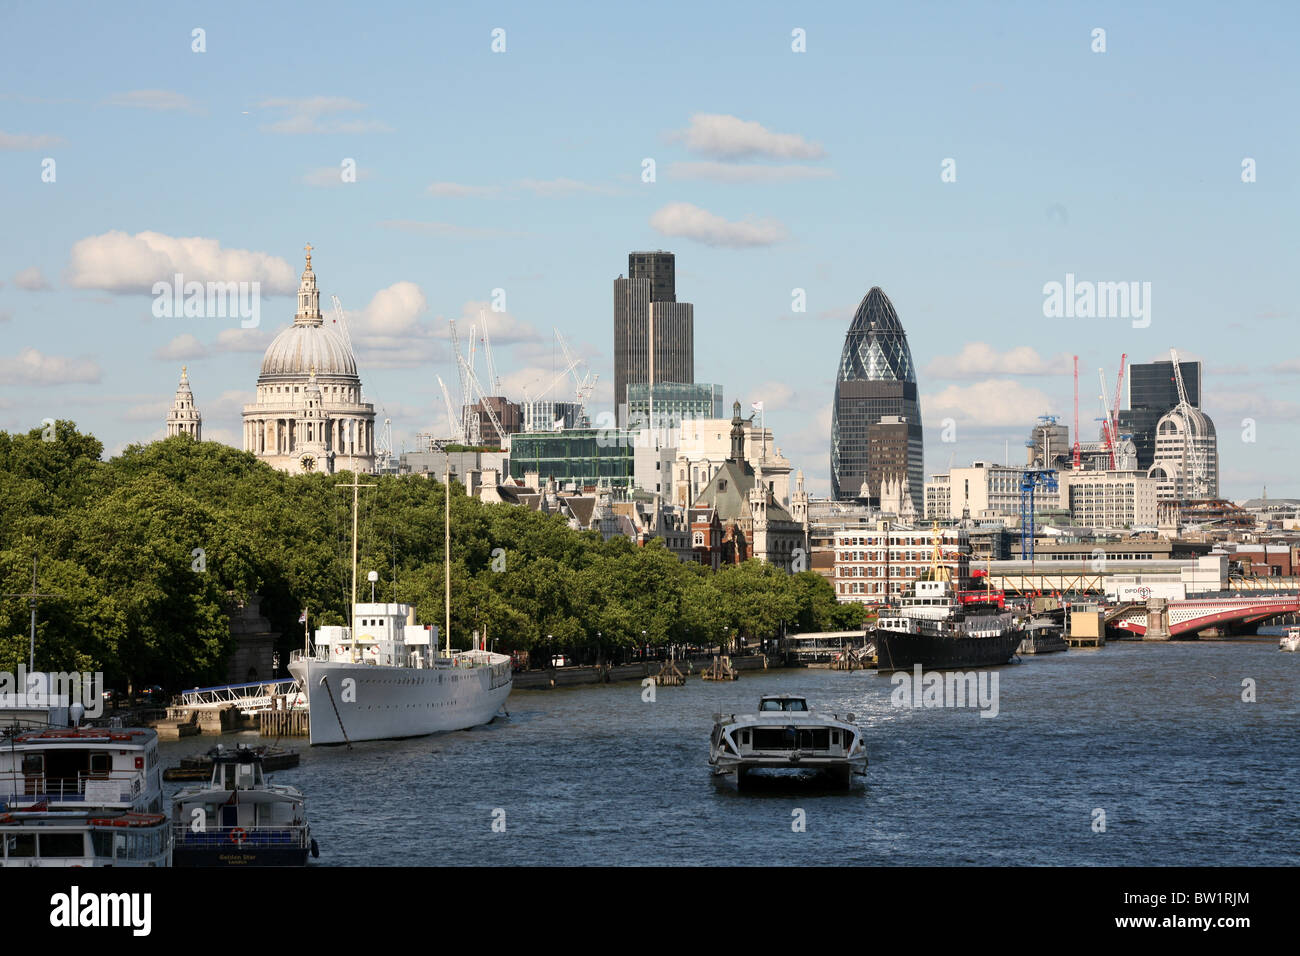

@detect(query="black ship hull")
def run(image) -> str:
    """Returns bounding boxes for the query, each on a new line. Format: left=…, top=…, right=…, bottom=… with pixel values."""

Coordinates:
left=874, top=627, right=1021, bottom=672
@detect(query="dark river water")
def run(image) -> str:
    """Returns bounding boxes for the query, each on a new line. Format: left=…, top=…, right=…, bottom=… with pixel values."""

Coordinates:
left=162, top=639, right=1300, bottom=866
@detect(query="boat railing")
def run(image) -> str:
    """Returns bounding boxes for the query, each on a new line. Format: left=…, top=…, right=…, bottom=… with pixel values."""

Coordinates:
left=172, top=823, right=309, bottom=848
left=0, top=769, right=145, bottom=803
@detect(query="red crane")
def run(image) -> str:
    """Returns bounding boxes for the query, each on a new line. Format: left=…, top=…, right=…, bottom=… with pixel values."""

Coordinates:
left=1072, top=355, right=1082, bottom=469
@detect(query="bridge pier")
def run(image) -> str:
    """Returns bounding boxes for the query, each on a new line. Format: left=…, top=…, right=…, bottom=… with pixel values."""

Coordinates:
left=1143, top=598, right=1171, bottom=641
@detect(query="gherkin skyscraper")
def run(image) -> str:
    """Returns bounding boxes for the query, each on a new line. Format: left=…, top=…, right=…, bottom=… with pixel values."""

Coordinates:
left=830, top=287, right=924, bottom=505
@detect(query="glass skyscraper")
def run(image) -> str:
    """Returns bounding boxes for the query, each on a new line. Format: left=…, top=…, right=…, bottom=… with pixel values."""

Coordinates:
left=831, top=287, right=924, bottom=506
left=1118, top=359, right=1202, bottom=471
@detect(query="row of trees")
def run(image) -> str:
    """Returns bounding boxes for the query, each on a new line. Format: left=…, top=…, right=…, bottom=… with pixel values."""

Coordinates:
left=0, top=425, right=864, bottom=688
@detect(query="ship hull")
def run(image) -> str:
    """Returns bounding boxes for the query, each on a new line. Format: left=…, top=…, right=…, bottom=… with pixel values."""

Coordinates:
left=874, top=628, right=1021, bottom=672
left=174, top=845, right=308, bottom=867
left=288, top=660, right=512, bottom=745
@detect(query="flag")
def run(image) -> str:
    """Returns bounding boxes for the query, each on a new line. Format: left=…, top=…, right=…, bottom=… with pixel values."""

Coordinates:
left=751, top=401, right=764, bottom=412
left=298, top=611, right=307, bottom=623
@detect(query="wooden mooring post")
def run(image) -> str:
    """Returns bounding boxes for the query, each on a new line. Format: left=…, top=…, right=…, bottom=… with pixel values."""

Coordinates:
left=259, top=708, right=309, bottom=737
left=700, top=655, right=738, bottom=681
left=651, top=659, right=686, bottom=686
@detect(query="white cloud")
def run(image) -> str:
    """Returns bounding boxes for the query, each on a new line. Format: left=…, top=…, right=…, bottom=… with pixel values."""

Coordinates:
left=213, top=328, right=274, bottom=353
left=649, top=202, right=787, bottom=248
left=66, top=231, right=297, bottom=294
left=152, top=328, right=273, bottom=361
left=12, top=266, right=52, bottom=291
left=256, top=96, right=391, bottom=135
left=669, top=114, right=826, bottom=161
left=153, top=334, right=204, bottom=361
left=668, top=161, right=833, bottom=183
left=447, top=301, right=542, bottom=346
left=362, top=281, right=428, bottom=335
left=921, top=380, right=1058, bottom=427
left=924, top=343, right=1073, bottom=379
left=0, top=130, right=64, bottom=150
left=104, top=90, right=200, bottom=113
left=1204, top=391, right=1300, bottom=421
left=744, top=381, right=796, bottom=408
left=0, top=348, right=100, bottom=386
left=427, top=182, right=502, bottom=198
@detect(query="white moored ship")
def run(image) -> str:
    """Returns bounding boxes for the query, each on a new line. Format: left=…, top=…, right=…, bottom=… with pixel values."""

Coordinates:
left=289, top=604, right=512, bottom=745
left=287, top=464, right=513, bottom=745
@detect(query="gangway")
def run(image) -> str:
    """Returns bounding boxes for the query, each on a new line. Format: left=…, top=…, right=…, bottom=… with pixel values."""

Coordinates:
left=175, top=678, right=304, bottom=715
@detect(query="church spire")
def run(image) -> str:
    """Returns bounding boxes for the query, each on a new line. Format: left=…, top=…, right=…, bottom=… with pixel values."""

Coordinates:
left=166, top=365, right=201, bottom=440
left=295, top=243, right=323, bottom=327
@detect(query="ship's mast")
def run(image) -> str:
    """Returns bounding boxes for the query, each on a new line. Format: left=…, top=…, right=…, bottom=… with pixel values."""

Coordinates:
left=338, top=458, right=375, bottom=639
left=444, top=458, right=452, bottom=656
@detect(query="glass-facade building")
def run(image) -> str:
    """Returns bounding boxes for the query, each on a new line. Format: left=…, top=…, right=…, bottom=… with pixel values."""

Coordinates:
left=508, top=429, right=635, bottom=490
left=624, top=382, right=723, bottom=431
left=1118, top=359, right=1201, bottom=471
left=831, top=287, right=924, bottom=506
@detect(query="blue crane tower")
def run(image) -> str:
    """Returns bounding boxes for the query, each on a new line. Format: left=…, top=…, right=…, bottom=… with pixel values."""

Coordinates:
left=1019, top=468, right=1059, bottom=560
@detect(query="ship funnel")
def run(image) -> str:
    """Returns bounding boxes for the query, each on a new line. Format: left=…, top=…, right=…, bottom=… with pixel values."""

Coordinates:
left=407, top=606, right=416, bottom=625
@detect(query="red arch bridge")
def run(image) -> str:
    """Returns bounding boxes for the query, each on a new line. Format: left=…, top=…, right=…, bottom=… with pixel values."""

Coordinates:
left=1107, top=594, right=1300, bottom=640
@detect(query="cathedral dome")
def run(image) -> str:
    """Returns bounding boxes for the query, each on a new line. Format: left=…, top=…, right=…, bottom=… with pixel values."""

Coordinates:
left=259, top=323, right=357, bottom=380
left=257, top=245, right=359, bottom=381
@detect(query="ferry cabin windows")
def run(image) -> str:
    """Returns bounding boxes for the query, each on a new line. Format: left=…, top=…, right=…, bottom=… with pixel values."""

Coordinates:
left=2, top=832, right=92, bottom=860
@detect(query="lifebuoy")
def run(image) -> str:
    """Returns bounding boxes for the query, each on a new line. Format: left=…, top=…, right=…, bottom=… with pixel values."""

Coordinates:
left=229, top=827, right=248, bottom=845
left=334, top=645, right=346, bottom=655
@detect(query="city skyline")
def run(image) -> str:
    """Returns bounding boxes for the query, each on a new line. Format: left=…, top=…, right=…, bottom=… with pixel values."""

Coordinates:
left=1, top=2, right=1297, bottom=499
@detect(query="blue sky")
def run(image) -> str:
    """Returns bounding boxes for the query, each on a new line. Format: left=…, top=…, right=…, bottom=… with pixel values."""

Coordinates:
left=1, top=0, right=1297, bottom=498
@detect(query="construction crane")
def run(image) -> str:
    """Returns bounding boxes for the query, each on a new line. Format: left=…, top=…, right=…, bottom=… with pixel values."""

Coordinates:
left=1170, top=347, right=1207, bottom=501
left=1072, top=355, right=1082, bottom=469
left=458, top=354, right=505, bottom=447
left=1098, top=368, right=1117, bottom=469
left=448, top=318, right=474, bottom=442
left=330, top=294, right=355, bottom=354
left=554, top=328, right=598, bottom=423
left=1111, top=353, right=1127, bottom=439
left=436, top=375, right=462, bottom=443
left=1019, top=468, right=1059, bottom=560
left=479, top=311, right=502, bottom=395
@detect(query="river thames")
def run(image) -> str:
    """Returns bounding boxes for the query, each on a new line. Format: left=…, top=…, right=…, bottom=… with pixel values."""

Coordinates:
left=162, top=639, right=1299, bottom=866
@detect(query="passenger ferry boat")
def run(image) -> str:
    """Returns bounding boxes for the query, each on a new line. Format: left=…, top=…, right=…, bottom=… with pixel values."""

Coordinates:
left=1281, top=626, right=1300, bottom=652
left=171, top=745, right=317, bottom=867
left=873, top=575, right=1023, bottom=672
left=709, top=695, right=866, bottom=789
left=0, top=706, right=170, bottom=867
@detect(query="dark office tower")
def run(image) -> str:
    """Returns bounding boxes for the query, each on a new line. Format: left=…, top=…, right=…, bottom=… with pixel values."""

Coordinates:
left=1118, top=359, right=1202, bottom=471
left=831, top=287, right=924, bottom=506
left=629, top=251, right=676, bottom=303
left=614, top=251, right=693, bottom=426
